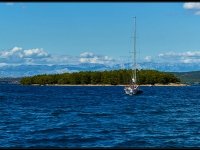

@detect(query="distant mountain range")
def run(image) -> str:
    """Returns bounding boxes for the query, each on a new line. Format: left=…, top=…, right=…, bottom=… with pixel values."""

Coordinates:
left=0, top=62, right=200, bottom=78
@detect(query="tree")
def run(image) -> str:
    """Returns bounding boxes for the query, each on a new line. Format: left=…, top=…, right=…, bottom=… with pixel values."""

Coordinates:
left=20, top=69, right=180, bottom=85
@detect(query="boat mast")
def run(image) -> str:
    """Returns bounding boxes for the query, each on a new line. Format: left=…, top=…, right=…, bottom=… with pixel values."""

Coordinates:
left=133, top=17, right=137, bottom=84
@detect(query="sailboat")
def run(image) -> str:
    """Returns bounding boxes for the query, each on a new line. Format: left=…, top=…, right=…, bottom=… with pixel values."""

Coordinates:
left=124, top=17, right=143, bottom=95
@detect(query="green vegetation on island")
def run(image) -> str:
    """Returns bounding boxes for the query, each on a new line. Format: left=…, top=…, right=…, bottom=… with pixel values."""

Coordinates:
left=172, top=71, right=200, bottom=84
left=20, top=69, right=180, bottom=85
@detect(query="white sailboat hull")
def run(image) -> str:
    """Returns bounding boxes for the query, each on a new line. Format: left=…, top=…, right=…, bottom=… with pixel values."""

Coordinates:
left=124, top=86, right=143, bottom=95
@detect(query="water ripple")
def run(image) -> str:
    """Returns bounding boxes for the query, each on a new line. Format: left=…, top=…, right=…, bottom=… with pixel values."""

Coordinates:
left=0, top=85, right=200, bottom=148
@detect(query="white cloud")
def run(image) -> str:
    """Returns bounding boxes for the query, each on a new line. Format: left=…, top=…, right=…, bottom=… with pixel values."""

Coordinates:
left=181, top=58, right=200, bottom=63
left=79, top=52, right=114, bottom=64
left=0, top=46, right=22, bottom=58
left=0, top=47, right=116, bottom=66
left=183, top=2, right=200, bottom=9
left=158, top=51, right=200, bottom=57
left=158, top=51, right=200, bottom=64
left=23, top=48, right=49, bottom=58
left=45, top=55, right=79, bottom=65
left=143, top=50, right=200, bottom=64
left=0, top=47, right=51, bottom=64
left=144, top=56, right=152, bottom=62
left=80, top=52, right=94, bottom=58
left=2, top=47, right=199, bottom=67
left=183, top=3, right=200, bottom=15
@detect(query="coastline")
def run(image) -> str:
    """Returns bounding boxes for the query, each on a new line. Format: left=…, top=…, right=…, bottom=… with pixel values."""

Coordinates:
left=31, top=83, right=189, bottom=87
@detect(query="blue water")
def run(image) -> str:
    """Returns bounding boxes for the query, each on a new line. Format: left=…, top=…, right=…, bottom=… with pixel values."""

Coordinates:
left=0, top=84, right=200, bottom=148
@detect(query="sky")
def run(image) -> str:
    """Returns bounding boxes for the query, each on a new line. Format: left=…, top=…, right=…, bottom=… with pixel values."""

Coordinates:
left=0, top=2, right=200, bottom=68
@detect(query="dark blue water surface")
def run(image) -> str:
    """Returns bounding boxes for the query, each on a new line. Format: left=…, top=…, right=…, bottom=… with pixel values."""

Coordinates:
left=1, top=84, right=200, bottom=148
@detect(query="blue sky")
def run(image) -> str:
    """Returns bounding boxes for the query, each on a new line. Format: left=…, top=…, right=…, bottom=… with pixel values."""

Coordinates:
left=0, top=2, right=200, bottom=68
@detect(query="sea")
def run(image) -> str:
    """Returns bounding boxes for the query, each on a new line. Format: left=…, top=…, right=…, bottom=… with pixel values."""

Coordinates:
left=1, top=83, right=200, bottom=148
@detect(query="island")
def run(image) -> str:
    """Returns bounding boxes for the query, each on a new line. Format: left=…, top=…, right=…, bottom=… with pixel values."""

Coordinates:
left=20, top=69, right=183, bottom=86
